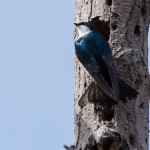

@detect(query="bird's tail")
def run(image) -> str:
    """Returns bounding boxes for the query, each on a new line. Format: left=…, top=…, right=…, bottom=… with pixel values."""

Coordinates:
left=118, top=78, right=138, bottom=102
left=78, top=80, right=138, bottom=108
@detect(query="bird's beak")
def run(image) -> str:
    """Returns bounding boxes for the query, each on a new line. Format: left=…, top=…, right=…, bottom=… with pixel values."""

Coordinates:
left=74, top=23, right=78, bottom=26
left=74, top=23, right=79, bottom=31
left=74, top=22, right=84, bottom=26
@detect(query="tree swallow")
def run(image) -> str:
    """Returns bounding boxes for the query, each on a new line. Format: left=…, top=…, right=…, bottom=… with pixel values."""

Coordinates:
left=74, top=22, right=138, bottom=104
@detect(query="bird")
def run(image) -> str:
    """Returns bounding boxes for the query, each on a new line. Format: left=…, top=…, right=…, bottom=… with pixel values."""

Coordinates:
left=74, top=22, right=138, bottom=104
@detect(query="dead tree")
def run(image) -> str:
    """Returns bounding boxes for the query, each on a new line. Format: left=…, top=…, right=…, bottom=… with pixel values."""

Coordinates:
left=65, top=0, right=150, bottom=150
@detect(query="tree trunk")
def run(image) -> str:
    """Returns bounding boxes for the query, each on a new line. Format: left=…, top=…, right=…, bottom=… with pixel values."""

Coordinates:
left=71, top=0, right=150, bottom=150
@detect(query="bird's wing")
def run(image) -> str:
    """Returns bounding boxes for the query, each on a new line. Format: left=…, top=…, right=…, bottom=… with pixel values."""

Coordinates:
left=83, top=54, right=118, bottom=102
left=101, top=53, right=119, bottom=102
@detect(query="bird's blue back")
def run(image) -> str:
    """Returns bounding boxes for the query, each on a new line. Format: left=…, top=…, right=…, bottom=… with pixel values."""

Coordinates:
left=75, top=31, right=113, bottom=64
left=75, top=31, right=113, bottom=86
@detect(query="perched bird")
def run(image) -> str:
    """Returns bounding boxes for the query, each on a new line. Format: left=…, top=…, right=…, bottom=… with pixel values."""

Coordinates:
left=74, top=22, right=138, bottom=104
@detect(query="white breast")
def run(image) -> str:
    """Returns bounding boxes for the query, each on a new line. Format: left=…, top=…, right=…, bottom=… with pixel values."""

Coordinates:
left=77, top=25, right=92, bottom=39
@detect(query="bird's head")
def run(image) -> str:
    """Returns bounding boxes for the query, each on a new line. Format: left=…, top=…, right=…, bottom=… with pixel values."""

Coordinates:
left=74, top=22, right=98, bottom=39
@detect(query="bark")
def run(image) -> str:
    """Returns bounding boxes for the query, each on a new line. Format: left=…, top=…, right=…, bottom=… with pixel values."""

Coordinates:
left=72, top=0, right=150, bottom=150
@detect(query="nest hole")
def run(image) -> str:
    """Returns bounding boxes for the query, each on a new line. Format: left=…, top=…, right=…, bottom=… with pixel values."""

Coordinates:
left=111, top=23, right=117, bottom=31
left=91, top=17, right=110, bottom=41
left=129, top=134, right=135, bottom=146
left=101, top=106, right=114, bottom=121
left=106, top=0, right=112, bottom=6
left=134, top=25, right=141, bottom=36
left=84, top=82, right=87, bottom=88
left=145, top=137, right=148, bottom=143
left=140, top=102, right=145, bottom=110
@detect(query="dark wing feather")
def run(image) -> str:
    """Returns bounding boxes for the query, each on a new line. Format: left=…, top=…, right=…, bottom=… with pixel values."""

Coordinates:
left=101, top=55, right=119, bottom=102
left=94, top=33, right=120, bottom=102
left=80, top=54, right=118, bottom=102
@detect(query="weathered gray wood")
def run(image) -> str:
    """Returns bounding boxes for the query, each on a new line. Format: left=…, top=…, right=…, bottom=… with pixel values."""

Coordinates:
left=73, top=0, right=150, bottom=150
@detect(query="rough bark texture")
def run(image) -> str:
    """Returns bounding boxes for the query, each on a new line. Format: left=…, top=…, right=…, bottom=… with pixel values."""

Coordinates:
left=72, top=0, right=150, bottom=150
